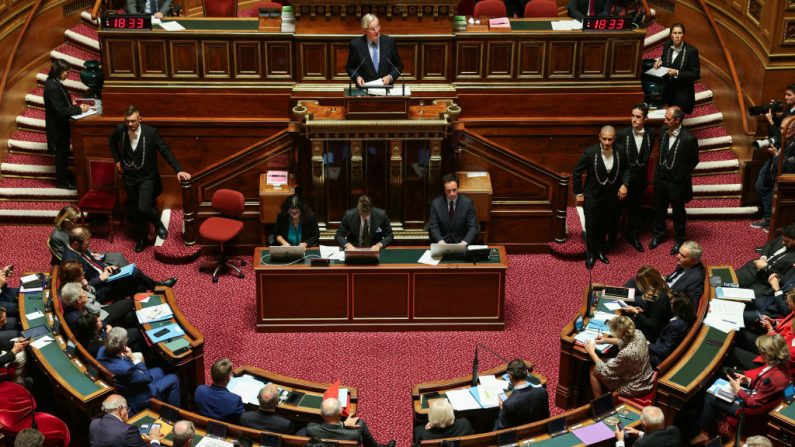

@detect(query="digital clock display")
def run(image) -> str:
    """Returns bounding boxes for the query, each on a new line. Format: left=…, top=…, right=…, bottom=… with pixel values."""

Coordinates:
left=582, top=16, right=632, bottom=31
left=101, top=13, right=152, bottom=30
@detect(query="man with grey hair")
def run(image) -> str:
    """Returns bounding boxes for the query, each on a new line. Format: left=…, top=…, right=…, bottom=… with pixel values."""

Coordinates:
left=305, top=398, right=395, bottom=447
left=625, top=240, right=706, bottom=304
left=171, top=421, right=195, bottom=447
left=89, top=394, right=162, bottom=446
left=344, top=13, right=403, bottom=88
left=744, top=435, right=773, bottom=447
left=239, top=383, right=295, bottom=433
left=614, top=405, right=680, bottom=446
left=13, top=428, right=44, bottom=447
left=573, top=125, right=631, bottom=269
left=96, top=327, right=180, bottom=414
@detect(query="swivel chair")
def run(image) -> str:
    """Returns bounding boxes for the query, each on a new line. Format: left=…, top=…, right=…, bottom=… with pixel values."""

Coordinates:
left=199, top=189, right=246, bottom=283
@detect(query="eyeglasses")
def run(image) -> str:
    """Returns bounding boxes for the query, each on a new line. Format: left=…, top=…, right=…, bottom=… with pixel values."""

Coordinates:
left=366, top=25, right=380, bottom=31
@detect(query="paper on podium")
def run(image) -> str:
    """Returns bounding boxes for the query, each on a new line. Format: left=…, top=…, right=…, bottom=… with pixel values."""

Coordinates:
left=159, top=20, right=185, bottom=31
left=418, top=250, right=441, bottom=265
left=446, top=388, right=481, bottom=411
left=229, top=374, right=268, bottom=405
left=479, top=374, right=510, bottom=390
left=196, top=438, right=234, bottom=447
left=362, top=79, right=385, bottom=88
left=319, top=245, right=345, bottom=261
left=715, top=287, right=755, bottom=302
left=645, top=66, right=669, bottom=77
left=551, top=20, right=582, bottom=30
left=471, top=385, right=500, bottom=408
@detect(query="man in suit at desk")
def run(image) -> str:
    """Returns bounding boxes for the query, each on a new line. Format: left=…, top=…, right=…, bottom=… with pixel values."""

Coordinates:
left=625, top=240, right=705, bottom=305
left=239, top=384, right=296, bottom=433
left=171, top=421, right=195, bottom=447
left=194, top=358, right=244, bottom=423
left=345, top=14, right=403, bottom=88
left=614, top=405, right=681, bottom=447
left=126, top=0, right=172, bottom=19
left=89, top=394, right=163, bottom=446
left=494, top=359, right=550, bottom=430
left=305, top=398, right=396, bottom=447
left=567, top=0, right=612, bottom=21
left=428, top=173, right=479, bottom=246
left=335, top=195, right=393, bottom=250
left=735, top=223, right=795, bottom=296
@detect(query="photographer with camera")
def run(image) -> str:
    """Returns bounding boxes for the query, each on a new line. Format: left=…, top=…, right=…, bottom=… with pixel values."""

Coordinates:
left=0, top=264, right=19, bottom=318
left=751, top=85, right=795, bottom=231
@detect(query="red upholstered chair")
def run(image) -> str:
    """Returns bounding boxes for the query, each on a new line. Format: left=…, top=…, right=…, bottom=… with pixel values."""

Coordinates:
left=238, top=1, right=282, bottom=17
left=78, top=159, right=118, bottom=241
left=726, top=399, right=783, bottom=438
left=0, top=382, right=71, bottom=447
left=473, top=0, right=507, bottom=17
left=199, top=189, right=245, bottom=282
left=524, top=0, right=558, bottom=17
left=202, top=0, right=237, bottom=17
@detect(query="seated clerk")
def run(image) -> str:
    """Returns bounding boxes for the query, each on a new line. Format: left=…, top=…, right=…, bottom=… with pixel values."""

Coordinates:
left=427, top=173, right=479, bottom=246
left=625, top=240, right=705, bottom=306
left=272, top=195, right=320, bottom=247
left=567, top=0, right=612, bottom=21
left=729, top=289, right=795, bottom=376
left=335, top=195, right=393, bottom=250
left=305, top=398, right=396, bottom=447
left=621, top=266, right=672, bottom=343
left=61, top=226, right=176, bottom=303
left=493, top=359, right=550, bottom=430
left=97, top=327, right=180, bottom=414
left=126, top=0, right=172, bottom=18
left=735, top=223, right=795, bottom=297
left=59, top=265, right=137, bottom=329
left=690, top=334, right=791, bottom=444
left=648, top=291, right=695, bottom=368
left=239, top=383, right=296, bottom=433
left=614, top=405, right=681, bottom=447
left=194, top=358, right=244, bottom=423
left=414, top=398, right=473, bottom=444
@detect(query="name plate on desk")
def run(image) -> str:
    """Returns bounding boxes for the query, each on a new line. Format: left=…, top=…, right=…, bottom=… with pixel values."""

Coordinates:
left=345, top=96, right=409, bottom=120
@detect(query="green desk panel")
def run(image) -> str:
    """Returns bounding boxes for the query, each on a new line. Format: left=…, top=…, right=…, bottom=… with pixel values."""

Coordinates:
left=531, top=432, right=581, bottom=447
left=140, top=294, right=165, bottom=308
left=23, top=292, right=47, bottom=327
left=711, top=267, right=733, bottom=284
left=261, top=248, right=501, bottom=266
left=509, top=20, right=553, bottom=31
left=667, top=326, right=726, bottom=386
left=40, top=341, right=103, bottom=396
left=299, top=394, right=323, bottom=409
left=159, top=18, right=259, bottom=31
left=778, top=401, right=795, bottom=420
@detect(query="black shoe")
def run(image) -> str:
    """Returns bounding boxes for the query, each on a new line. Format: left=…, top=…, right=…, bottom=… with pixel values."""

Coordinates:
left=630, top=239, right=644, bottom=252
left=157, top=225, right=168, bottom=240
left=156, top=277, right=177, bottom=288
left=670, top=242, right=683, bottom=256
left=585, top=253, right=596, bottom=270
left=648, top=238, right=662, bottom=250
left=134, top=239, right=147, bottom=253
left=597, top=252, right=610, bottom=264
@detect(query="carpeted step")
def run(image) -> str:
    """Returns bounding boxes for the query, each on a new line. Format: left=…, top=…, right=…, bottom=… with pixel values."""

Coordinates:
left=1, top=153, right=60, bottom=177
left=81, top=10, right=98, bottom=25
left=692, top=172, right=741, bottom=184
left=0, top=203, right=70, bottom=224
left=0, top=178, right=76, bottom=200
left=694, top=159, right=739, bottom=174
left=644, top=23, right=668, bottom=48
left=25, top=86, right=44, bottom=107
left=692, top=183, right=741, bottom=197
left=50, top=43, right=100, bottom=70
left=680, top=204, right=758, bottom=217
left=154, top=209, right=202, bottom=264
left=698, top=149, right=737, bottom=162
left=65, top=22, right=100, bottom=51
left=683, top=104, right=723, bottom=129
left=8, top=130, right=48, bottom=154
left=15, top=108, right=45, bottom=131
left=36, top=70, right=88, bottom=93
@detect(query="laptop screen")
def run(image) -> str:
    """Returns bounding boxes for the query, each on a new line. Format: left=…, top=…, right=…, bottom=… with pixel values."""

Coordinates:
left=589, top=393, right=615, bottom=420
left=547, top=416, right=567, bottom=436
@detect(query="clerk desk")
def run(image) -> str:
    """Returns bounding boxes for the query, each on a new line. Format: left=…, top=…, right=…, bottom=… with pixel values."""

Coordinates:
left=253, top=246, right=507, bottom=332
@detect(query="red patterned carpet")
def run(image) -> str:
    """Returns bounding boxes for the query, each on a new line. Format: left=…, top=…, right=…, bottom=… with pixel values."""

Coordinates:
left=0, top=220, right=767, bottom=443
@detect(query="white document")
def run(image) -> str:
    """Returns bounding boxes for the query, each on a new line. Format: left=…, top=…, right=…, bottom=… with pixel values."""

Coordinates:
left=645, top=66, right=670, bottom=77
left=228, top=375, right=267, bottom=405
left=159, top=20, right=185, bottom=31
left=710, top=299, right=746, bottom=316
left=479, top=375, right=510, bottom=390
left=418, top=250, right=441, bottom=265
left=19, top=286, right=43, bottom=293
left=703, top=314, right=738, bottom=333
left=603, top=302, right=622, bottom=311
left=593, top=311, right=618, bottom=322
left=25, top=310, right=44, bottom=320
left=339, top=388, right=349, bottom=407
left=151, top=17, right=161, bottom=24
left=476, top=386, right=501, bottom=408
left=716, top=287, right=755, bottom=302
left=196, top=438, right=234, bottom=447
left=31, top=335, right=54, bottom=350
left=20, top=274, right=39, bottom=283
left=551, top=20, right=582, bottom=30
left=468, top=245, right=489, bottom=251
left=319, top=245, right=345, bottom=261
left=362, top=78, right=385, bottom=88
left=135, top=303, right=173, bottom=324
left=573, top=330, right=612, bottom=352
left=445, top=388, right=481, bottom=411
left=71, top=109, right=97, bottom=120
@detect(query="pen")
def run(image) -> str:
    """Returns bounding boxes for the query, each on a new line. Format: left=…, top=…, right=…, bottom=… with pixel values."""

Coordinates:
left=722, top=319, right=736, bottom=324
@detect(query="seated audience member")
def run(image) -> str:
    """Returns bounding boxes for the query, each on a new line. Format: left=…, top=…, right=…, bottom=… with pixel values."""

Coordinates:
left=745, top=436, right=773, bottom=447
left=59, top=277, right=136, bottom=329
left=614, top=405, right=681, bottom=447
left=13, top=428, right=45, bottom=447
left=0, top=305, right=19, bottom=339
left=73, top=313, right=109, bottom=358
left=273, top=195, right=320, bottom=247
left=585, top=316, right=654, bottom=398
left=621, top=266, right=672, bottom=343
left=414, top=398, right=473, bottom=444
left=0, top=264, right=19, bottom=317
left=0, top=310, right=28, bottom=384
left=171, top=421, right=195, bottom=447
left=90, top=394, right=163, bottom=446
left=194, top=357, right=244, bottom=423
left=735, top=223, right=795, bottom=296
left=335, top=195, right=393, bottom=250
left=494, top=358, right=550, bottom=430
left=239, top=383, right=296, bottom=433
left=691, top=334, right=791, bottom=444
left=742, top=269, right=795, bottom=329
left=305, top=398, right=396, bottom=447
left=567, top=0, right=612, bottom=21
left=427, top=173, right=478, bottom=246
left=730, top=289, right=795, bottom=375
left=60, top=261, right=137, bottom=327
left=97, top=327, right=180, bottom=414
left=126, top=0, right=172, bottom=18
left=626, top=241, right=705, bottom=304
left=49, top=206, right=128, bottom=267
left=62, top=226, right=176, bottom=303
left=648, top=291, right=695, bottom=367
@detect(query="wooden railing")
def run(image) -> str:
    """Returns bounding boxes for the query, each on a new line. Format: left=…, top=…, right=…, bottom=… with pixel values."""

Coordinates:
left=0, top=0, right=45, bottom=107
left=91, top=0, right=103, bottom=20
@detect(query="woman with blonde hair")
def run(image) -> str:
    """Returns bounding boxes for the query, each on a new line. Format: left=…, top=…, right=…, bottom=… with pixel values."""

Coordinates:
left=412, top=398, right=473, bottom=444
left=49, top=205, right=128, bottom=266
left=621, top=266, right=672, bottom=342
left=585, top=315, right=654, bottom=398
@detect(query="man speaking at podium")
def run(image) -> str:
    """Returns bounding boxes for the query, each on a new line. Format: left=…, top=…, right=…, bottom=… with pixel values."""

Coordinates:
left=345, top=14, right=403, bottom=88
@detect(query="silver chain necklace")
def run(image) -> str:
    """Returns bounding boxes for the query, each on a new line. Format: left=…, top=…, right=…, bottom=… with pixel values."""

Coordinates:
left=667, top=43, right=686, bottom=71
left=121, top=131, right=146, bottom=170
left=659, top=132, right=681, bottom=170
left=594, top=150, right=620, bottom=185
left=625, top=132, right=648, bottom=167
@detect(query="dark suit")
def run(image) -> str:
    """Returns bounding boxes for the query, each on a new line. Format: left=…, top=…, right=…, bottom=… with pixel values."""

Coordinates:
left=126, top=0, right=172, bottom=15
left=273, top=212, right=320, bottom=246
left=632, top=426, right=682, bottom=447
left=194, top=384, right=244, bottom=423
left=109, top=123, right=184, bottom=239
left=306, top=420, right=380, bottom=447
left=413, top=418, right=474, bottom=444
left=659, top=41, right=700, bottom=114
left=62, top=247, right=155, bottom=303
left=648, top=317, right=690, bottom=367
left=616, top=126, right=656, bottom=241
left=567, top=0, right=612, bottom=21
left=666, top=262, right=706, bottom=304
left=44, top=76, right=82, bottom=186
left=633, top=291, right=672, bottom=343
left=96, top=346, right=180, bottom=414
left=573, top=144, right=631, bottom=256
left=345, top=35, right=403, bottom=84
left=239, top=409, right=296, bottom=434
left=652, top=125, right=699, bottom=243
left=427, top=194, right=478, bottom=245
left=335, top=208, right=394, bottom=248
left=494, top=385, right=550, bottom=430
left=0, top=285, right=19, bottom=317
left=89, top=413, right=155, bottom=447
left=736, top=235, right=795, bottom=296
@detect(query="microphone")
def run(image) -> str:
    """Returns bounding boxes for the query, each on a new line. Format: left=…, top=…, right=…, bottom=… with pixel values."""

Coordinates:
left=348, top=56, right=368, bottom=95
left=384, top=57, right=404, bottom=96
left=471, top=346, right=479, bottom=387
left=586, top=268, right=595, bottom=319
left=476, top=343, right=510, bottom=364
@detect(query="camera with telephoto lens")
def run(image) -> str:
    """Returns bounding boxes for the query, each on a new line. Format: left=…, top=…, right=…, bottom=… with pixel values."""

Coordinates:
left=748, top=100, right=784, bottom=117
left=754, top=136, right=779, bottom=150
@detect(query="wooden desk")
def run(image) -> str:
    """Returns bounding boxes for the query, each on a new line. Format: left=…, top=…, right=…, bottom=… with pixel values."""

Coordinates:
left=767, top=400, right=795, bottom=447
left=253, top=246, right=507, bottom=332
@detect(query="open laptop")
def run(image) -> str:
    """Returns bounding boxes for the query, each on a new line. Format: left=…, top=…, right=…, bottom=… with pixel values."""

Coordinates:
left=589, top=393, right=616, bottom=421
left=430, top=243, right=466, bottom=259
left=269, top=246, right=306, bottom=262
left=344, top=248, right=380, bottom=265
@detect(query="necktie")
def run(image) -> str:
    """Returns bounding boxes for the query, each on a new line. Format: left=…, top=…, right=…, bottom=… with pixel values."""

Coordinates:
left=361, top=219, right=370, bottom=247
left=449, top=201, right=455, bottom=221
left=371, top=42, right=379, bottom=73
left=82, top=252, right=104, bottom=273
left=588, top=0, right=596, bottom=16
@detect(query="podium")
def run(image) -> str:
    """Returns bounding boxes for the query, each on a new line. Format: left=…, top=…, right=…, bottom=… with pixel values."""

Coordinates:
left=345, top=94, right=409, bottom=120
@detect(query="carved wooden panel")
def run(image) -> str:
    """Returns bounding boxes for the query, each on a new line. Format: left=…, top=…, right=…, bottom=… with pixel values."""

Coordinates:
left=486, top=41, right=514, bottom=79
left=579, top=41, right=607, bottom=78
left=299, top=42, right=328, bottom=80
left=233, top=41, right=261, bottom=79
left=421, top=42, right=448, bottom=80
left=202, top=41, right=231, bottom=78
left=170, top=40, right=200, bottom=78
left=138, top=40, right=168, bottom=78
left=747, top=0, right=762, bottom=23
left=548, top=41, right=576, bottom=79
left=104, top=39, right=137, bottom=78
left=610, top=40, right=639, bottom=78
left=397, top=42, right=418, bottom=81
left=456, top=41, right=483, bottom=79
left=330, top=42, right=350, bottom=80
left=785, top=20, right=795, bottom=45
left=265, top=42, right=293, bottom=79
left=517, top=42, right=544, bottom=79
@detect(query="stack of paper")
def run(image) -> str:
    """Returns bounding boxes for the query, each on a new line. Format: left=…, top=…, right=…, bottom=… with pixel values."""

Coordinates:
left=703, top=299, right=746, bottom=333
left=20, top=274, right=43, bottom=292
left=551, top=20, right=583, bottom=31
left=445, top=388, right=481, bottom=411
left=196, top=438, right=233, bottom=447
left=319, top=245, right=345, bottom=261
left=228, top=374, right=268, bottom=405
left=715, top=287, right=755, bottom=302
left=707, top=378, right=748, bottom=403
left=135, top=303, right=174, bottom=324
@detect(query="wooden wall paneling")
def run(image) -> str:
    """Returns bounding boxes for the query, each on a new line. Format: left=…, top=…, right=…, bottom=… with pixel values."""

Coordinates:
left=264, top=41, right=294, bottom=79
left=104, top=39, right=137, bottom=78
left=233, top=41, right=262, bottom=79
left=397, top=42, right=418, bottom=80
left=330, top=41, right=350, bottom=80
left=609, top=40, right=640, bottom=78
left=420, top=42, right=448, bottom=80
left=485, top=40, right=515, bottom=79
left=548, top=40, right=576, bottom=78
left=578, top=41, right=607, bottom=78
left=201, top=40, right=231, bottom=78
left=455, top=40, right=483, bottom=79
left=170, top=40, right=200, bottom=78
left=517, top=41, right=545, bottom=79
left=138, top=40, right=168, bottom=78
left=298, top=42, right=329, bottom=80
